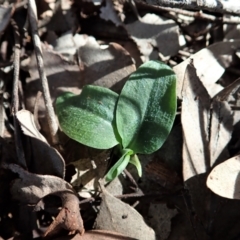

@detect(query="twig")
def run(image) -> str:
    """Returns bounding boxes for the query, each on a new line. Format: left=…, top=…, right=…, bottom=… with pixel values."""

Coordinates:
left=123, top=168, right=139, bottom=190
left=135, top=0, right=240, bottom=15
left=136, top=1, right=240, bottom=24
left=28, top=0, right=59, bottom=145
left=11, top=19, right=27, bottom=168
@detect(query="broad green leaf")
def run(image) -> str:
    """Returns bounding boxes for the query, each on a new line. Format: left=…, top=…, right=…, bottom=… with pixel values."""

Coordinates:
left=129, top=154, right=142, bottom=177
left=116, top=60, right=176, bottom=154
left=56, top=85, right=120, bottom=149
left=106, top=149, right=133, bottom=181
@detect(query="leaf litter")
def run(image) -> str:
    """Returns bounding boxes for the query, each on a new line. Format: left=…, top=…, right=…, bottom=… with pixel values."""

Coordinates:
left=2, top=0, right=240, bottom=239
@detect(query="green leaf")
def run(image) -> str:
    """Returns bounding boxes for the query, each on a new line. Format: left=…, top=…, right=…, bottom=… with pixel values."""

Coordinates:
left=129, top=154, right=142, bottom=177
left=105, top=149, right=133, bottom=182
left=56, top=85, right=120, bottom=149
left=116, top=60, right=176, bottom=154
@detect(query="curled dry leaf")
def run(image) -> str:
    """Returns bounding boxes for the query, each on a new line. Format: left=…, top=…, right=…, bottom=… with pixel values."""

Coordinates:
left=16, top=110, right=65, bottom=177
left=174, top=40, right=240, bottom=98
left=125, top=13, right=182, bottom=61
left=43, top=190, right=85, bottom=237
left=6, top=164, right=72, bottom=204
left=207, top=155, right=240, bottom=199
left=95, top=183, right=155, bottom=240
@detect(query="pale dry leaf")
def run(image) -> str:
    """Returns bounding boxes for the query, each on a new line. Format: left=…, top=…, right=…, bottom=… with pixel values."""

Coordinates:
left=53, top=32, right=90, bottom=57
left=181, top=64, right=211, bottom=181
left=100, top=0, right=123, bottom=26
left=78, top=40, right=136, bottom=92
left=16, top=110, right=47, bottom=143
left=207, top=155, right=240, bottom=199
left=125, top=13, right=183, bottom=61
left=95, top=184, right=155, bottom=240
left=70, top=150, right=109, bottom=198
left=209, top=100, right=233, bottom=166
left=173, top=40, right=240, bottom=98
left=6, top=164, right=72, bottom=204
left=16, top=110, right=65, bottom=177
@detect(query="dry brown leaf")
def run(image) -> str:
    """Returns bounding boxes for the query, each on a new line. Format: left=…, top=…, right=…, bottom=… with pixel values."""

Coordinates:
left=16, top=110, right=65, bottom=177
left=207, top=155, right=240, bottom=199
left=125, top=13, right=183, bottom=61
left=43, top=190, right=85, bottom=237
left=94, top=183, right=155, bottom=240
left=6, top=164, right=72, bottom=204
left=181, top=63, right=211, bottom=181
left=78, top=40, right=136, bottom=92
left=24, top=48, right=81, bottom=112
left=174, top=40, right=240, bottom=98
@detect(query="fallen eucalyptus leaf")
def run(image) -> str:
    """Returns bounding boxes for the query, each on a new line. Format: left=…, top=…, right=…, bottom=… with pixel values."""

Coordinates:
left=125, top=13, right=183, bottom=61
left=6, top=164, right=72, bottom=204
left=16, top=110, right=65, bottom=178
left=94, top=184, right=155, bottom=240
left=207, top=155, right=240, bottom=199
left=181, top=63, right=211, bottom=181
left=174, top=41, right=240, bottom=98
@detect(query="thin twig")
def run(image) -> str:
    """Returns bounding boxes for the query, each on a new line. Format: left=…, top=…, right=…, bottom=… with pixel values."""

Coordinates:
left=28, top=0, right=59, bottom=145
left=11, top=19, right=27, bottom=168
left=136, top=1, right=240, bottom=24
left=135, top=0, right=240, bottom=15
left=123, top=168, right=139, bottom=190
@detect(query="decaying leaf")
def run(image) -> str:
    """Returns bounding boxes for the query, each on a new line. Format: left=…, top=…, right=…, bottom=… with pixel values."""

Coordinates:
left=6, top=164, right=72, bottom=204
left=16, top=110, right=65, bottom=178
left=78, top=40, right=136, bottom=92
left=207, top=155, right=240, bottom=199
left=174, top=40, right=240, bottom=98
left=125, top=13, right=183, bottom=61
left=25, top=49, right=82, bottom=117
left=43, top=190, right=85, bottom=237
left=95, top=183, right=155, bottom=240
left=181, top=63, right=233, bottom=181
left=181, top=63, right=211, bottom=181
left=70, top=150, right=109, bottom=198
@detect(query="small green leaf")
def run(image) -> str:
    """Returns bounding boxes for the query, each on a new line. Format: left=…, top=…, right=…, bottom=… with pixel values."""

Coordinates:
left=116, top=60, right=176, bottom=154
left=106, top=149, right=133, bottom=181
left=56, top=85, right=120, bottom=149
left=129, top=154, right=142, bottom=177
